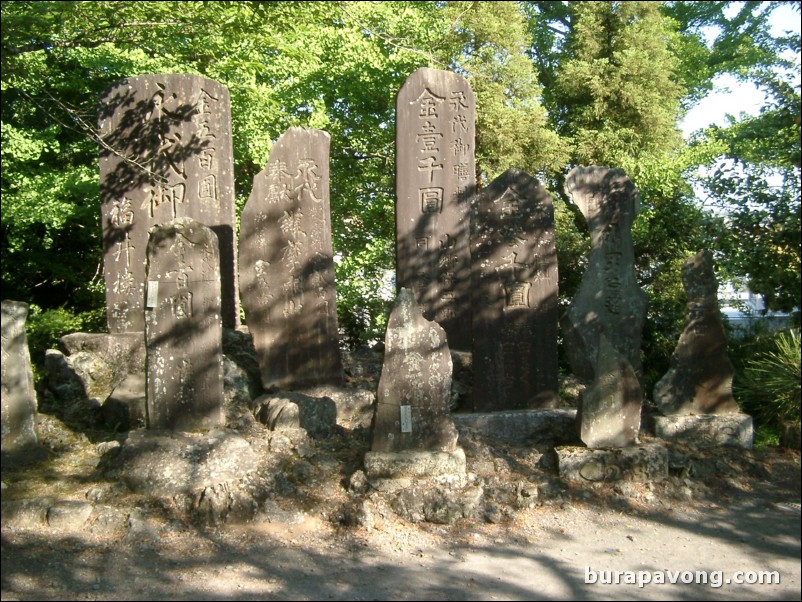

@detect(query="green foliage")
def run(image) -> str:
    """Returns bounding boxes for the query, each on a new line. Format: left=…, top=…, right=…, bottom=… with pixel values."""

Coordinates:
left=25, top=305, right=105, bottom=373
left=694, top=70, right=801, bottom=312
left=753, top=424, right=782, bottom=448
left=438, top=1, right=569, bottom=182
left=735, top=329, right=801, bottom=429
left=552, top=1, right=685, bottom=167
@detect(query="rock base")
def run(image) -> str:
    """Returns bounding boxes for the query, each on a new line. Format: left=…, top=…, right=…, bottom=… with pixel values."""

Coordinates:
left=557, top=442, right=668, bottom=483
left=654, top=414, right=753, bottom=449
left=106, top=430, right=264, bottom=524
left=453, top=409, right=578, bottom=446
left=364, top=448, right=466, bottom=481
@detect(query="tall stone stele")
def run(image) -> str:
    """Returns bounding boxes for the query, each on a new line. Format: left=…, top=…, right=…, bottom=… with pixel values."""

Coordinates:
left=654, top=250, right=740, bottom=415
left=99, top=74, right=238, bottom=332
left=561, top=166, right=648, bottom=383
left=578, top=335, right=643, bottom=448
left=370, top=288, right=459, bottom=454
left=396, top=67, right=476, bottom=351
left=145, top=218, right=224, bottom=431
left=470, top=168, right=559, bottom=411
left=239, top=127, right=344, bottom=390
left=1, top=300, right=39, bottom=451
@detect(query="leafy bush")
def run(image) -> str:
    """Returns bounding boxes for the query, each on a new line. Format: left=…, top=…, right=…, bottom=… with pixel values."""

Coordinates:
left=25, top=305, right=105, bottom=375
left=735, top=328, right=801, bottom=428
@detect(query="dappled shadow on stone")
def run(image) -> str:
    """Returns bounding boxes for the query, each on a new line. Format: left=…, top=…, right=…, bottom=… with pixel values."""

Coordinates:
left=470, top=168, right=559, bottom=411
left=239, top=127, right=344, bottom=392
left=395, top=67, right=476, bottom=353
left=98, top=74, right=238, bottom=332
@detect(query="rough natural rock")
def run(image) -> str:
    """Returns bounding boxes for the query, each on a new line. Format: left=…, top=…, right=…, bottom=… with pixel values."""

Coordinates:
left=654, top=250, right=740, bottom=415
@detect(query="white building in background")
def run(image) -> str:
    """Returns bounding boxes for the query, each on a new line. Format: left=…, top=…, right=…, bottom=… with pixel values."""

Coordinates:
left=719, top=281, right=796, bottom=335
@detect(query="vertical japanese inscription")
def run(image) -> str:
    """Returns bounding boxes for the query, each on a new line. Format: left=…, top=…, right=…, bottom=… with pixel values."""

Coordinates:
left=239, top=127, right=344, bottom=390
left=470, top=169, right=559, bottom=411
left=561, top=166, right=648, bottom=384
left=371, top=289, right=459, bottom=453
left=145, top=218, right=224, bottom=431
left=396, top=68, right=475, bottom=350
left=98, top=74, right=237, bottom=333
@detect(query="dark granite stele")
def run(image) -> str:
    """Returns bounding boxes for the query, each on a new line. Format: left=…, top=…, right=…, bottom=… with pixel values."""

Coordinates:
left=145, top=218, right=224, bottom=431
left=239, top=127, right=343, bottom=390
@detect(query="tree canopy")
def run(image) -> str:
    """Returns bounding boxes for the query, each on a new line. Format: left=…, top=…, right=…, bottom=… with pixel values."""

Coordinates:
left=2, top=0, right=799, bottom=384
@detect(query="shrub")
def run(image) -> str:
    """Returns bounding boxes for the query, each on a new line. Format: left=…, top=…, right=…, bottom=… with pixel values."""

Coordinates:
left=736, top=329, right=801, bottom=428
left=25, top=305, right=105, bottom=376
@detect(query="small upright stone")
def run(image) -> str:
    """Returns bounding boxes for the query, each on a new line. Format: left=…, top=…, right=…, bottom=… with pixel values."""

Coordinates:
left=370, top=288, right=458, bottom=453
left=395, top=67, right=476, bottom=350
left=578, top=335, right=642, bottom=448
left=470, top=168, right=559, bottom=410
left=99, top=74, right=238, bottom=332
left=1, top=301, right=39, bottom=451
left=654, top=250, right=740, bottom=415
left=561, top=166, right=647, bottom=383
left=145, top=218, right=224, bottom=431
left=239, top=127, right=344, bottom=390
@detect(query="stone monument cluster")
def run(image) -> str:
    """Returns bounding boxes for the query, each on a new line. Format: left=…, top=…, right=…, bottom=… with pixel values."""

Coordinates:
left=1, top=69, right=751, bottom=488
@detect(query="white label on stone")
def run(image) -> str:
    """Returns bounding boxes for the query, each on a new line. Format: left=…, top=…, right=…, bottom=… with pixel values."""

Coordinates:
left=400, top=405, right=412, bottom=433
left=146, top=281, right=159, bottom=308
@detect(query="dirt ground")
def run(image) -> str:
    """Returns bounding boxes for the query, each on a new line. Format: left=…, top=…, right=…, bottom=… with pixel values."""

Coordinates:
left=2, top=347, right=800, bottom=601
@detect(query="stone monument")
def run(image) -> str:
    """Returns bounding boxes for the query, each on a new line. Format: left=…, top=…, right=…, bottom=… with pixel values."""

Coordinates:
left=145, top=218, right=224, bottom=431
left=653, top=250, right=752, bottom=448
left=99, top=74, right=238, bottom=332
left=239, top=127, right=344, bottom=390
left=654, top=250, right=740, bottom=415
left=395, top=67, right=475, bottom=350
left=470, top=168, right=559, bottom=410
left=1, top=300, right=39, bottom=453
left=561, top=166, right=648, bottom=383
left=365, top=288, right=465, bottom=480
left=578, top=335, right=642, bottom=448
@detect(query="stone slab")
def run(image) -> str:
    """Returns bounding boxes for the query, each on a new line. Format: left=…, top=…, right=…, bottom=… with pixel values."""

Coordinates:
left=1, top=300, right=39, bottom=452
left=364, top=448, right=467, bottom=480
left=557, top=442, right=668, bottom=483
left=99, top=74, right=238, bottom=332
left=145, top=218, right=224, bottom=431
left=395, top=67, right=476, bottom=350
left=239, top=127, right=343, bottom=389
left=452, top=409, right=578, bottom=446
left=470, top=168, right=559, bottom=410
left=370, top=288, right=459, bottom=453
left=654, top=414, right=753, bottom=449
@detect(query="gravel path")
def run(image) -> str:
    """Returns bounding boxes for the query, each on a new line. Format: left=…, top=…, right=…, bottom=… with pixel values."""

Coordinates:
left=3, top=472, right=800, bottom=601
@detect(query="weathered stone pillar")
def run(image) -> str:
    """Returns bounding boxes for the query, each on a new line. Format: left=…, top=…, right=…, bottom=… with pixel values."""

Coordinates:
left=654, top=250, right=740, bottom=415
left=396, top=68, right=475, bottom=350
left=99, top=74, right=238, bottom=332
left=145, top=218, right=224, bottom=431
left=561, top=166, right=647, bottom=384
